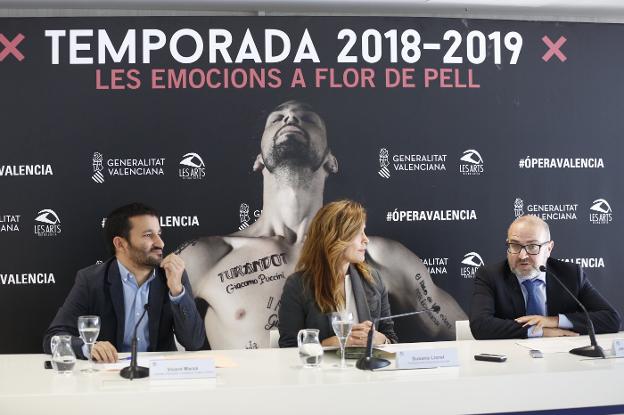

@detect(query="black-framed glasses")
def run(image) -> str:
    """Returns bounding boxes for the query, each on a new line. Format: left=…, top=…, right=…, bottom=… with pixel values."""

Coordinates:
left=506, top=241, right=551, bottom=255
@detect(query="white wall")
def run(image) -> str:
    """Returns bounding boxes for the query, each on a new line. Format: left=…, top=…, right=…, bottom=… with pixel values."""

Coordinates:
left=1, top=0, right=624, bottom=22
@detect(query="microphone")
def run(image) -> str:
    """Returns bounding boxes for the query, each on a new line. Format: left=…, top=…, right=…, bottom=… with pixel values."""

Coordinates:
left=356, top=305, right=441, bottom=370
left=120, top=303, right=151, bottom=379
left=538, top=265, right=605, bottom=358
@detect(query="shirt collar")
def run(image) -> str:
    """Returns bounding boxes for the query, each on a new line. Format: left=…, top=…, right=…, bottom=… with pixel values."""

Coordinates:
left=116, top=260, right=155, bottom=285
left=515, top=271, right=546, bottom=285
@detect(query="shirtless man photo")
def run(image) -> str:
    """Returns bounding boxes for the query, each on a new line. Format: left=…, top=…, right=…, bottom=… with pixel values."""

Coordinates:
left=178, top=100, right=467, bottom=350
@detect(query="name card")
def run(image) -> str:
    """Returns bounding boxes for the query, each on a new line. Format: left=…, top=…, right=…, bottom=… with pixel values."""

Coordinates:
left=396, top=348, right=459, bottom=370
left=149, top=358, right=216, bottom=380
left=613, top=339, right=624, bottom=358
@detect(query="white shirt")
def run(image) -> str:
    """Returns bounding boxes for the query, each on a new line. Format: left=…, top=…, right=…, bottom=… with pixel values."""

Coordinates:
left=344, top=274, right=360, bottom=324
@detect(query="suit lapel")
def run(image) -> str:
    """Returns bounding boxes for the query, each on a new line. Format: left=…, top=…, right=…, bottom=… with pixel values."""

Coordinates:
left=349, top=265, right=372, bottom=322
left=545, top=273, right=563, bottom=316
left=503, top=262, right=526, bottom=316
left=106, top=259, right=126, bottom=348
left=147, top=269, right=165, bottom=352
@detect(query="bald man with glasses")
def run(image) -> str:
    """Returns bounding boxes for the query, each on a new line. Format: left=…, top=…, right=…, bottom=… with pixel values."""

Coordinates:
left=469, top=215, right=621, bottom=339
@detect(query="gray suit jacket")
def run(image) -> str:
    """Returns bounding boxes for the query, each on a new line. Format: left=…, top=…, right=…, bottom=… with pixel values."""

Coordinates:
left=278, top=265, right=398, bottom=347
left=43, top=258, right=206, bottom=357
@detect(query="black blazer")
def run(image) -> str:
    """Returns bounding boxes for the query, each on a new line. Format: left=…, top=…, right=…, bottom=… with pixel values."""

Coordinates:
left=43, top=258, right=206, bottom=357
left=470, top=257, right=621, bottom=339
left=278, top=265, right=398, bottom=347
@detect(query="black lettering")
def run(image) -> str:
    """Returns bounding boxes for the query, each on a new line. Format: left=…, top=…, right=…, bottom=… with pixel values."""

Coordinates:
left=271, top=254, right=283, bottom=267
left=265, top=314, right=278, bottom=330
left=218, top=252, right=288, bottom=284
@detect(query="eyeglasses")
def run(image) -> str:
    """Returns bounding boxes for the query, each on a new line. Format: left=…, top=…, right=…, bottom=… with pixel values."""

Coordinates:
left=506, top=241, right=550, bottom=255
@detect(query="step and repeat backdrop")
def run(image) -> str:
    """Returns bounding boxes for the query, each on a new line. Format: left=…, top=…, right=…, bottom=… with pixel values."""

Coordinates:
left=0, top=16, right=621, bottom=353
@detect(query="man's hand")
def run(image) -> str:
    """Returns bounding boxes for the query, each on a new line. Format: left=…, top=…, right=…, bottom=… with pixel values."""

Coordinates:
left=515, top=315, right=558, bottom=329
left=91, top=341, right=118, bottom=363
left=543, top=328, right=579, bottom=337
left=160, top=253, right=185, bottom=296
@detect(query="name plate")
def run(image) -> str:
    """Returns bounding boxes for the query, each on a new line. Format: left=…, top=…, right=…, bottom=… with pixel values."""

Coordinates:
left=613, top=339, right=624, bottom=357
left=396, top=348, right=459, bottom=370
left=149, top=358, right=216, bottom=380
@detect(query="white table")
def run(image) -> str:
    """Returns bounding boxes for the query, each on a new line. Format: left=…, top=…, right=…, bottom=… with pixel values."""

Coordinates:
left=1, top=333, right=623, bottom=415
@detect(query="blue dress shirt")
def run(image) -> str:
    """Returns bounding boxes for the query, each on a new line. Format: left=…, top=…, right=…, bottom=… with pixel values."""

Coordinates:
left=82, top=261, right=185, bottom=357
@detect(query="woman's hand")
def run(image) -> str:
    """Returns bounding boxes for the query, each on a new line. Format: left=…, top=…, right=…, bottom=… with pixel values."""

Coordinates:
left=349, top=320, right=388, bottom=346
left=320, top=321, right=389, bottom=347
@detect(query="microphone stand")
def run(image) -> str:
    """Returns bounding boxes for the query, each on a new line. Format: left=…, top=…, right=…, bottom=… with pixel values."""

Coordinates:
left=356, top=306, right=441, bottom=370
left=539, top=265, right=605, bottom=358
left=120, top=304, right=151, bottom=379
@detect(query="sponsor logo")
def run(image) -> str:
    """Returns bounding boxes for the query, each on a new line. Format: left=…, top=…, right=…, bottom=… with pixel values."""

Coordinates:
left=459, top=149, right=484, bottom=176
left=514, top=198, right=524, bottom=218
left=561, top=258, right=605, bottom=269
left=378, top=148, right=447, bottom=177
left=386, top=209, right=477, bottom=222
left=92, top=152, right=104, bottom=183
left=91, top=151, right=166, bottom=183
left=513, top=197, right=578, bottom=221
left=589, top=198, right=613, bottom=225
left=239, top=203, right=251, bottom=230
left=34, top=209, right=61, bottom=237
left=461, top=252, right=484, bottom=267
left=378, top=148, right=390, bottom=179
left=461, top=252, right=484, bottom=279
left=0, top=272, right=56, bottom=285
left=238, top=202, right=261, bottom=230
left=0, top=164, right=53, bottom=176
left=422, top=257, right=448, bottom=276
left=0, top=214, right=20, bottom=232
left=178, top=152, right=206, bottom=180
left=518, top=157, right=604, bottom=169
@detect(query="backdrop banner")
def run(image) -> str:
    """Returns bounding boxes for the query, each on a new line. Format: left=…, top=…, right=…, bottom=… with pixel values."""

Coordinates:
left=0, top=16, right=621, bottom=352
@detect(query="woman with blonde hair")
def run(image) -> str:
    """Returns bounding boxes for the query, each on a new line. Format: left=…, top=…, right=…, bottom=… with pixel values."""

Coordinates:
left=278, top=199, right=397, bottom=347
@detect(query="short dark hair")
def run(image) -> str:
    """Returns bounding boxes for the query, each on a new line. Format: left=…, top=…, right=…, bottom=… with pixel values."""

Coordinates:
left=104, top=202, right=159, bottom=255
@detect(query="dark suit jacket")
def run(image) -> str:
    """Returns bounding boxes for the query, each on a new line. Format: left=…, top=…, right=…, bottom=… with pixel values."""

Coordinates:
left=470, top=257, right=621, bottom=339
left=278, top=265, right=398, bottom=347
left=43, top=258, right=206, bottom=357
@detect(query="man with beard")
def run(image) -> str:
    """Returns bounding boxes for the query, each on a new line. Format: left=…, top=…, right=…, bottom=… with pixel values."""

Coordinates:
left=43, top=203, right=206, bottom=362
left=178, top=100, right=467, bottom=349
left=470, top=215, right=620, bottom=339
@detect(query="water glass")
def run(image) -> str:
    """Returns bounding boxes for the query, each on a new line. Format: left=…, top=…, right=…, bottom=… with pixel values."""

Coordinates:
left=297, top=329, right=323, bottom=368
left=331, top=311, right=354, bottom=369
left=50, top=335, right=76, bottom=374
left=78, top=315, right=100, bottom=373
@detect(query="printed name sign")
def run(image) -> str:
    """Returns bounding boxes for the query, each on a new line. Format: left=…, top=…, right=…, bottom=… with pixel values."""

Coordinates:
left=149, top=358, right=216, bottom=380
left=396, top=348, right=459, bottom=369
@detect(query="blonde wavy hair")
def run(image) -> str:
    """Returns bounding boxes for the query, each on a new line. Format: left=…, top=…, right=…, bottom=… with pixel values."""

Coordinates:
left=296, top=199, right=373, bottom=313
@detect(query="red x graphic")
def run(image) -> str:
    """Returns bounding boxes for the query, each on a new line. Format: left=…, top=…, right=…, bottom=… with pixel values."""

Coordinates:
left=542, top=35, right=567, bottom=62
left=0, top=33, right=25, bottom=62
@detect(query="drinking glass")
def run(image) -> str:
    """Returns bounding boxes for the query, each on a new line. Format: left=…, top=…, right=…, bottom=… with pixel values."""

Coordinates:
left=297, top=329, right=323, bottom=368
left=78, top=315, right=100, bottom=373
left=50, top=335, right=76, bottom=374
left=331, top=311, right=354, bottom=369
